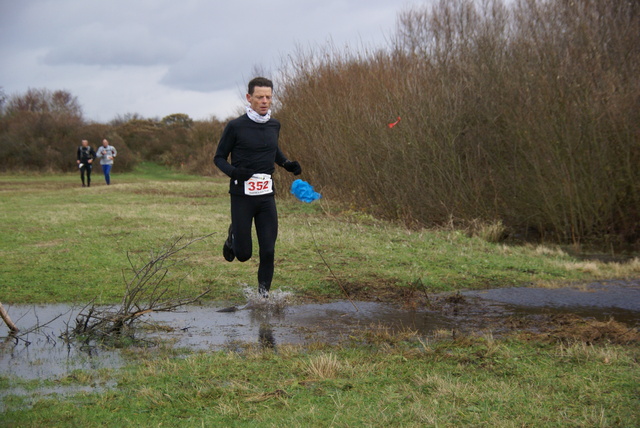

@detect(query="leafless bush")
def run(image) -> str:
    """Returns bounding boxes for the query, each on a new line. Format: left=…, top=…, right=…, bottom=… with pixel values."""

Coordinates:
left=71, top=235, right=211, bottom=341
left=276, top=0, right=640, bottom=246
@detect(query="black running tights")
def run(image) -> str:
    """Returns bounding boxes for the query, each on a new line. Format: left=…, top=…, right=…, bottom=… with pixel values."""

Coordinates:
left=80, top=164, right=92, bottom=185
left=230, top=194, right=278, bottom=291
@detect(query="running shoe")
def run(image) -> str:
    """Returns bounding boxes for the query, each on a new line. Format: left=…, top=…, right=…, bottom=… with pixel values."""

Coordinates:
left=258, top=283, right=269, bottom=299
left=223, top=224, right=235, bottom=262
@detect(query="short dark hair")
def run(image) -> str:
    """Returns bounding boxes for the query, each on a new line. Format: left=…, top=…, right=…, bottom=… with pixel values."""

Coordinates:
left=248, top=77, right=273, bottom=95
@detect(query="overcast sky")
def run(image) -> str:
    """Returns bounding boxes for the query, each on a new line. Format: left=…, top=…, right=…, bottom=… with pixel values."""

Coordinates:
left=0, top=0, right=428, bottom=122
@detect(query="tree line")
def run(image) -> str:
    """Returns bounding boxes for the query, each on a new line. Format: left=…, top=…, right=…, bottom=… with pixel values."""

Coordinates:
left=0, top=87, right=224, bottom=175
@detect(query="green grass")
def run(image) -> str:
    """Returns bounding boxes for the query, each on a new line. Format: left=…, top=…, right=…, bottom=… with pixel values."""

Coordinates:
left=1, top=164, right=638, bottom=304
left=2, top=336, right=639, bottom=426
left=2, top=165, right=639, bottom=426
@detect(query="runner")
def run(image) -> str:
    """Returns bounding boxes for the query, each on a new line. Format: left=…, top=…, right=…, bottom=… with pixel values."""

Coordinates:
left=214, top=77, right=302, bottom=298
left=76, top=139, right=96, bottom=187
left=95, top=139, right=117, bottom=185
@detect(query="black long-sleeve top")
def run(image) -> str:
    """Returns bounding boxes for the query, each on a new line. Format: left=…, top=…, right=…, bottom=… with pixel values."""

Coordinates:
left=214, top=114, right=288, bottom=195
left=77, top=145, right=96, bottom=162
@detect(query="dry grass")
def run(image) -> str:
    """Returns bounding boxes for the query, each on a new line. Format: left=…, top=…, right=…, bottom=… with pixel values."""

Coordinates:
left=413, top=373, right=478, bottom=400
left=610, top=257, right=640, bottom=276
left=432, top=329, right=455, bottom=340
left=245, top=389, right=289, bottom=403
left=548, top=315, right=640, bottom=345
left=357, top=323, right=419, bottom=345
left=534, top=245, right=568, bottom=257
left=563, top=261, right=601, bottom=275
left=562, top=257, right=640, bottom=278
left=558, top=342, right=625, bottom=365
left=468, top=220, right=508, bottom=243
left=305, top=353, right=342, bottom=379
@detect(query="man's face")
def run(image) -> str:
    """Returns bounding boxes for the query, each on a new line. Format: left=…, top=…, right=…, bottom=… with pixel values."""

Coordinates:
left=81, top=140, right=89, bottom=147
left=102, top=140, right=108, bottom=147
left=246, top=86, right=272, bottom=116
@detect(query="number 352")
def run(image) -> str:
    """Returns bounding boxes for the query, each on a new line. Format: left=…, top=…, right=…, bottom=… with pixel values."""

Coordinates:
left=247, top=180, right=269, bottom=191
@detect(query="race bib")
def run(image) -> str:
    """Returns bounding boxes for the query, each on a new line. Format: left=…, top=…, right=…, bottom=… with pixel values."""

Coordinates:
left=244, top=174, right=273, bottom=196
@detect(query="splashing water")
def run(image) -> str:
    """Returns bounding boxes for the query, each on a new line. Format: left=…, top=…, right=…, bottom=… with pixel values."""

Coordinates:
left=241, top=285, right=292, bottom=312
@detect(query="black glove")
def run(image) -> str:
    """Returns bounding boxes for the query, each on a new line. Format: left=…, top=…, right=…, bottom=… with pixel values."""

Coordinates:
left=231, top=167, right=255, bottom=181
left=283, top=160, right=302, bottom=176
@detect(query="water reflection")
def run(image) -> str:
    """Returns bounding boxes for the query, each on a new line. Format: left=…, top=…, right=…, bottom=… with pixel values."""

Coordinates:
left=249, top=307, right=283, bottom=350
left=259, top=324, right=276, bottom=349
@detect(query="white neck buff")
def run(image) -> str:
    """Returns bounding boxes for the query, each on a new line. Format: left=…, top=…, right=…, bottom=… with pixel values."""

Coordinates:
left=246, top=105, right=271, bottom=123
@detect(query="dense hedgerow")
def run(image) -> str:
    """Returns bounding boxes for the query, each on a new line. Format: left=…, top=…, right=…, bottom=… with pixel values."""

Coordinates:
left=275, top=0, right=640, bottom=245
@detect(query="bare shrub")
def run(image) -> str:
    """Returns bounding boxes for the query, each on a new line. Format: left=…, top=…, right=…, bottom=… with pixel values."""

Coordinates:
left=71, top=235, right=211, bottom=341
left=276, top=0, right=640, bottom=245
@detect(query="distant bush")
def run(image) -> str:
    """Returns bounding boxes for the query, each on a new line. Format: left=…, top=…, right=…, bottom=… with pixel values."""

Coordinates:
left=0, top=89, right=83, bottom=171
left=276, top=0, right=640, bottom=245
left=176, top=119, right=226, bottom=175
left=0, top=90, right=225, bottom=175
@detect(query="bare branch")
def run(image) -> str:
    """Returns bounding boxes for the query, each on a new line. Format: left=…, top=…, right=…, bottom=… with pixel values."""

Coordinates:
left=72, top=234, right=213, bottom=341
left=0, top=301, right=19, bottom=333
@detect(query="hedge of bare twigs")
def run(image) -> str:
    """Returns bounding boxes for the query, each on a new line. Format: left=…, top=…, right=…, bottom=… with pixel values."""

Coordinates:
left=275, top=0, right=640, bottom=245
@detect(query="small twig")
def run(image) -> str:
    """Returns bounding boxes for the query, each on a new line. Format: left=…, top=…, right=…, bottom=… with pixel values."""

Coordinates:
left=414, top=278, right=433, bottom=309
left=306, top=219, right=359, bottom=312
left=7, top=308, right=69, bottom=345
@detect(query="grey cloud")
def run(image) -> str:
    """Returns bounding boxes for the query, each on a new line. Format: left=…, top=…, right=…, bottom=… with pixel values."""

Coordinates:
left=1, top=0, right=423, bottom=120
left=159, top=39, right=254, bottom=92
left=41, top=24, right=184, bottom=66
left=157, top=0, right=405, bottom=93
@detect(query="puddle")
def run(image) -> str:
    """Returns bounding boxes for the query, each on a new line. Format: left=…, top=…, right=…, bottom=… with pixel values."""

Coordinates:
left=149, top=300, right=456, bottom=350
left=1, top=279, right=638, bottom=385
left=0, top=300, right=455, bottom=382
left=0, top=382, right=117, bottom=413
left=0, top=304, right=124, bottom=381
left=463, top=279, right=640, bottom=327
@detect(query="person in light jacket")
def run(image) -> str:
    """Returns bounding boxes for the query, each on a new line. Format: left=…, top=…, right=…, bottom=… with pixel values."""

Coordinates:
left=95, top=139, right=117, bottom=185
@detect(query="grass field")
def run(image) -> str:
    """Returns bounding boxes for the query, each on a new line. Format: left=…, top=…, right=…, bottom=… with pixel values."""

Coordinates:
left=1, top=165, right=639, bottom=426
left=1, top=163, right=638, bottom=305
left=4, top=334, right=639, bottom=427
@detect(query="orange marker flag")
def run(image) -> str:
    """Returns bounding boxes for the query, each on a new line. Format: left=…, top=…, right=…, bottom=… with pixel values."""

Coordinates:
left=388, top=116, right=401, bottom=128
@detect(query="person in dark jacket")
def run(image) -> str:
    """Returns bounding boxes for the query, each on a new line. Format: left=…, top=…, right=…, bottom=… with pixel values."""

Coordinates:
left=76, top=139, right=96, bottom=187
left=214, top=77, right=302, bottom=298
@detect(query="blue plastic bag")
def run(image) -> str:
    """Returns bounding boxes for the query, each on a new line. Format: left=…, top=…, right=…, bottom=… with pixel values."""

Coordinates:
left=291, top=179, right=322, bottom=203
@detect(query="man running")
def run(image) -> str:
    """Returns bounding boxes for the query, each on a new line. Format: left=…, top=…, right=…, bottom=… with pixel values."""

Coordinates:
left=76, top=139, right=96, bottom=187
left=95, top=139, right=117, bottom=185
left=214, top=77, right=302, bottom=298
